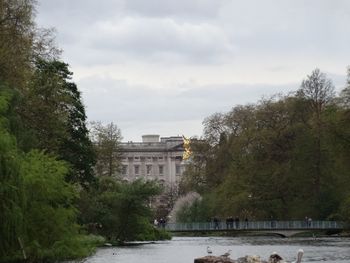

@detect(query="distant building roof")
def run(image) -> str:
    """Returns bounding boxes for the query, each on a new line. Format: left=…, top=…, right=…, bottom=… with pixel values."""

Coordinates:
left=120, top=135, right=184, bottom=153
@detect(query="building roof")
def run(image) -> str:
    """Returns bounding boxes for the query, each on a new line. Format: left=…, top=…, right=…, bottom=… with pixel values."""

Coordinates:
left=120, top=136, right=184, bottom=153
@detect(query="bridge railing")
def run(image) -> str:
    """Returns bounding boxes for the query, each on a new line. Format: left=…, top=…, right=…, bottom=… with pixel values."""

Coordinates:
left=164, top=220, right=343, bottom=231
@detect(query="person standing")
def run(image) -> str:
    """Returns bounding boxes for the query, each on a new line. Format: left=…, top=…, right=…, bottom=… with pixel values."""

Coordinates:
left=235, top=217, right=240, bottom=229
left=229, top=216, right=234, bottom=229
left=159, top=218, right=165, bottom=228
left=154, top=218, right=158, bottom=227
left=244, top=217, right=249, bottom=229
left=213, top=217, right=220, bottom=230
left=308, top=217, right=312, bottom=228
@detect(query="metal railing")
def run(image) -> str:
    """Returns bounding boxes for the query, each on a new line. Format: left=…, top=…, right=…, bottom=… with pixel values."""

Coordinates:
left=164, top=221, right=344, bottom=232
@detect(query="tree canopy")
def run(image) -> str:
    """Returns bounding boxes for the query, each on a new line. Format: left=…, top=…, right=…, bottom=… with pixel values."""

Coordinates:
left=90, top=121, right=122, bottom=178
left=180, top=69, right=350, bottom=222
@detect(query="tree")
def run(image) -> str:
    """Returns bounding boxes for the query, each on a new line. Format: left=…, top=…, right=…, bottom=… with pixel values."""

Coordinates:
left=90, top=122, right=122, bottom=177
left=297, top=69, right=335, bottom=196
left=0, top=85, right=25, bottom=262
left=0, top=0, right=34, bottom=88
left=57, top=66, right=96, bottom=187
left=298, top=69, right=335, bottom=112
left=203, top=112, right=227, bottom=146
left=180, top=138, right=211, bottom=193
left=0, top=2, right=101, bottom=261
left=325, top=67, right=350, bottom=219
left=180, top=85, right=349, bottom=220
left=78, top=177, right=162, bottom=242
left=155, top=182, right=179, bottom=219
left=1, top=84, right=93, bottom=263
left=339, top=67, right=350, bottom=109
left=0, top=0, right=61, bottom=90
left=21, top=151, right=80, bottom=261
left=19, top=59, right=96, bottom=186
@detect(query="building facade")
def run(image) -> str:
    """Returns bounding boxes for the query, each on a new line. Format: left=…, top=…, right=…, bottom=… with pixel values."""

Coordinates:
left=120, top=135, right=185, bottom=184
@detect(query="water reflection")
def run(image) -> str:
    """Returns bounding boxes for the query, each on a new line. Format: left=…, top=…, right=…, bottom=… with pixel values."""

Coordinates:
left=85, top=236, right=350, bottom=263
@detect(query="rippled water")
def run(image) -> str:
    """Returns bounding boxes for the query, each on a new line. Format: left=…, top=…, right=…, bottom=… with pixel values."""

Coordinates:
left=85, top=236, right=350, bottom=263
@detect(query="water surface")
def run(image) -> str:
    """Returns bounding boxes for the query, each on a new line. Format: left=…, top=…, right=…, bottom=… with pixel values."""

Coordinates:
left=85, top=236, right=350, bottom=263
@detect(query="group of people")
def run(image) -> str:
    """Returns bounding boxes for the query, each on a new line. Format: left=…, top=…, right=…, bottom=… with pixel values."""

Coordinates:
left=153, top=218, right=166, bottom=228
left=305, top=216, right=313, bottom=227
left=153, top=216, right=315, bottom=230
left=225, top=216, right=242, bottom=229
left=213, top=216, right=249, bottom=229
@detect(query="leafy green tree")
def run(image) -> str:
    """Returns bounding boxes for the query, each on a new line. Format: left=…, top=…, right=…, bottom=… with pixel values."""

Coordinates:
left=180, top=138, right=212, bottom=193
left=1, top=85, right=93, bottom=263
left=323, top=67, right=350, bottom=219
left=1, top=2, right=101, bottom=262
left=57, top=66, right=96, bottom=187
left=21, top=150, right=79, bottom=261
left=90, top=122, right=122, bottom=177
left=0, top=86, right=25, bottom=262
left=181, top=69, right=350, bottom=221
left=297, top=69, right=335, bottom=196
left=20, top=59, right=96, bottom=186
left=78, top=177, right=162, bottom=242
left=176, top=197, right=212, bottom=223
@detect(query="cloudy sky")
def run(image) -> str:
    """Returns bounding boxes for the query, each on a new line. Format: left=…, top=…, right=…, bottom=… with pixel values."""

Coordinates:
left=36, top=0, right=350, bottom=141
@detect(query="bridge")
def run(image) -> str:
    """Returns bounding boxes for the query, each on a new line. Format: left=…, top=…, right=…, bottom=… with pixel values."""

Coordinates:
left=164, top=221, right=344, bottom=237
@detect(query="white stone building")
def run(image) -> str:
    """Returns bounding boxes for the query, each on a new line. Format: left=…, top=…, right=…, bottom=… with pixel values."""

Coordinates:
left=119, top=135, right=185, bottom=184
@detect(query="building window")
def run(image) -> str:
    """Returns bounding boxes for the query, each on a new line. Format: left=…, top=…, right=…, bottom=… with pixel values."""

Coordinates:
left=122, top=165, right=128, bottom=175
left=159, top=165, right=164, bottom=176
left=146, top=165, right=152, bottom=175
left=134, top=165, right=139, bottom=175
left=134, top=156, right=139, bottom=160
left=176, top=165, right=181, bottom=175
left=158, top=157, right=163, bottom=160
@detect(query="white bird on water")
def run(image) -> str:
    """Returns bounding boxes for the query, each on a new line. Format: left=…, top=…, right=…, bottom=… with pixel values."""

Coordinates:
left=291, top=249, right=304, bottom=263
left=207, top=246, right=213, bottom=254
left=220, top=249, right=232, bottom=258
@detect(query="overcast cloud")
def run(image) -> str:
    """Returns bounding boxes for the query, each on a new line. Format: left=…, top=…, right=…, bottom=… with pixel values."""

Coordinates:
left=36, top=0, right=350, bottom=141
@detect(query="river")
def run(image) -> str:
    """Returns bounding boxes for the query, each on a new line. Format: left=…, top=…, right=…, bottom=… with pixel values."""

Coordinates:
left=84, top=236, right=350, bottom=263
